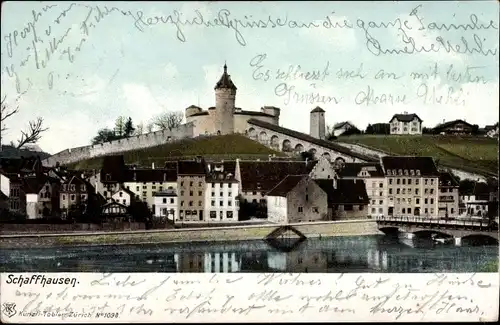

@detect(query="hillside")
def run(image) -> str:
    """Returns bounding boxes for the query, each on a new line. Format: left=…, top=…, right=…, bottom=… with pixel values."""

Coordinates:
left=0, top=145, right=51, bottom=160
left=337, top=135, right=498, bottom=176
left=66, top=134, right=288, bottom=170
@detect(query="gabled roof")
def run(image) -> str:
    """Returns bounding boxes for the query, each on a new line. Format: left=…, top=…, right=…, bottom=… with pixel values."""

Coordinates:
left=332, top=179, right=370, bottom=205
left=21, top=176, right=47, bottom=194
left=310, top=106, right=325, bottom=113
left=178, top=160, right=207, bottom=175
left=234, top=110, right=274, bottom=117
left=113, top=186, right=135, bottom=198
left=190, top=111, right=209, bottom=117
left=390, top=113, right=423, bottom=123
left=433, top=119, right=474, bottom=131
left=337, top=163, right=384, bottom=178
left=314, top=179, right=335, bottom=206
left=333, top=121, right=355, bottom=129
left=381, top=156, right=439, bottom=177
left=214, top=64, right=237, bottom=90
left=439, top=172, right=459, bottom=187
left=267, top=175, right=306, bottom=197
left=247, top=119, right=377, bottom=162
left=124, top=168, right=177, bottom=182
left=239, top=160, right=317, bottom=192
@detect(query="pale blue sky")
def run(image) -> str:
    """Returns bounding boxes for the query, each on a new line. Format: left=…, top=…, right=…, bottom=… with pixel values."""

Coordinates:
left=1, top=1, right=499, bottom=154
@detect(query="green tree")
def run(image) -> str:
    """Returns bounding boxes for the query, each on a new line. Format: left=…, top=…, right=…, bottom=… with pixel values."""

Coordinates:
left=135, top=122, right=144, bottom=135
left=114, top=116, right=126, bottom=137
left=124, top=117, right=135, bottom=137
left=91, top=128, right=117, bottom=144
left=365, top=124, right=374, bottom=134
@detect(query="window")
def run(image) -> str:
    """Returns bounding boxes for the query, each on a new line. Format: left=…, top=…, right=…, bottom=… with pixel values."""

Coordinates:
left=198, top=191, right=202, bottom=196
left=424, top=198, right=428, bottom=204
left=389, top=179, right=393, bottom=185
left=451, top=208, right=454, bottom=214
left=181, top=191, right=185, bottom=196
left=228, top=200, right=232, bottom=206
left=189, top=201, right=193, bottom=206
left=220, top=192, right=223, bottom=197
left=402, top=208, right=406, bottom=213
left=313, top=207, right=319, bottom=213
left=220, top=201, right=223, bottom=206
left=402, top=179, right=406, bottom=185
left=219, top=211, right=223, bottom=218
left=181, top=182, right=184, bottom=186
left=170, top=198, right=174, bottom=204
left=359, top=205, right=364, bottom=211
left=397, top=189, right=400, bottom=194
left=379, top=200, right=383, bottom=205
left=305, top=194, right=309, bottom=201
left=227, top=211, right=233, bottom=218
left=252, top=191, right=257, bottom=195
left=142, top=191, right=147, bottom=196
left=181, top=201, right=184, bottom=206
left=371, top=208, right=376, bottom=213
left=198, top=201, right=202, bottom=206
left=298, top=207, right=303, bottom=213
left=103, top=191, right=107, bottom=197
left=211, top=192, right=215, bottom=196
left=379, top=183, right=383, bottom=188
left=430, top=198, right=434, bottom=204
left=389, top=189, right=393, bottom=194
left=424, top=179, right=428, bottom=185
left=119, top=192, right=123, bottom=197
left=430, top=189, right=434, bottom=194
left=198, top=182, right=202, bottom=187
left=62, top=195, right=66, bottom=200
left=416, top=179, right=420, bottom=185
left=163, top=198, right=167, bottom=204
left=189, top=191, right=193, bottom=196
left=416, top=189, right=419, bottom=195
left=211, top=200, right=215, bottom=207
left=71, top=195, right=75, bottom=200
left=378, top=208, right=383, bottom=213
left=142, top=185, right=147, bottom=189
left=408, top=179, right=412, bottom=185
left=228, top=192, right=232, bottom=197
left=189, top=182, right=193, bottom=187
left=397, top=179, right=400, bottom=185
left=136, top=186, right=139, bottom=191
left=210, top=211, right=216, bottom=218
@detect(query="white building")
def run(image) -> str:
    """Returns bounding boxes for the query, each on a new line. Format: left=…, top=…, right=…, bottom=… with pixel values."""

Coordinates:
left=205, top=162, right=240, bottom=223
left=389, top=112, right=423, bottom=135
left=154, top=189, right=178, bottom=220
left=111, top=186, right=134, bottom=206
left=337, top=163, right=387, bottom=218
left=0, top=173, right=10, bottom=198
left=332, top=121, right=357, bottom=136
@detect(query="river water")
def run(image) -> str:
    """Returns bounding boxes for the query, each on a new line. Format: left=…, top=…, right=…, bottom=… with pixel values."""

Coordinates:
left=0, top=234, right=497, bottom=273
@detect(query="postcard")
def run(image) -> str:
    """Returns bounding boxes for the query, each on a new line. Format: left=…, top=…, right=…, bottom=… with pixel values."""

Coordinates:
left=0, top=0, right=498, bottom=323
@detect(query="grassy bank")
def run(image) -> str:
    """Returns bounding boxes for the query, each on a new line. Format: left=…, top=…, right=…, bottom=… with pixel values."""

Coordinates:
left=67, top=134, right=287, bottom=170
left=337, top=135, right=498, bottom=176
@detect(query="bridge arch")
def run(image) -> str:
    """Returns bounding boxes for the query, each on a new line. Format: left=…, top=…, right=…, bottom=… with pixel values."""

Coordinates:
left=294, top=143, right=304, bottom=153
left=248, top=128, right=257, bottom=139
left=461, top=234, right=498, bottom=245
left=309, top=148, right=317, bottom=157
left=270, top=135, right=280, bottom=149
left=259, top=131, right=268, bottom=145
left=413, top=230, right=453, bottom=239
left=282, top=139, right=292, bottom=152
left=334, top=157, right=346, bottom=167
left=322, top=152, right=331, bottom=161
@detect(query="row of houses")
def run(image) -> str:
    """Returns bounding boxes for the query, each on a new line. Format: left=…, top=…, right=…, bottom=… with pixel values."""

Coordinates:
left=334, top=113, right=499, bottom=137
left=1, top=154, right=497, bottom=223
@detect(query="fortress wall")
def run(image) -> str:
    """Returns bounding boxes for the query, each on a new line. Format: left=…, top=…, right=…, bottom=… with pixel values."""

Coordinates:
left=42, top=123, right=194, bottom=167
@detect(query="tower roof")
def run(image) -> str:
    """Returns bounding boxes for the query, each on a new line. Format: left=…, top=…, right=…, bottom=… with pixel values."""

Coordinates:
left=214, top=63, right=237, bottom=91
left=311, top=106, right=325, bottom=113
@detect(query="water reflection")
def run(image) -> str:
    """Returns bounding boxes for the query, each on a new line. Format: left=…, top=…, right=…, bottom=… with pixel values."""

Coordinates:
left=0, top=235, right=497, bottom=273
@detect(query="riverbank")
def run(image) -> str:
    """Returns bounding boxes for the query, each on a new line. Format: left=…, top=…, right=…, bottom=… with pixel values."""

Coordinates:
left=0, top=219, right=382, bottom=249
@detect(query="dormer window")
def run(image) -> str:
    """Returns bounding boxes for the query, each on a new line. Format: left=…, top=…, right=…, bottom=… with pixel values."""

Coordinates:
left=404, top=170, right=408, bottom=175
left=105, top=174, right=111, bottom=181
left=133, top=173, right=137, bottom=181
left=416, top=170, right=421, bottom=176
left=70, top=184, right=76, bottom=192
left=398, top=169, right=402, bottom=175
left=410, top=170, right=414, bottom=176
left=80, top=185, right=86, bottom=192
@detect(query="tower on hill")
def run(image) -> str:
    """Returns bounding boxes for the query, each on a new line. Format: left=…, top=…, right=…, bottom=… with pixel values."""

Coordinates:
left=310, top=106, right=326, bottom=140
left=214, top=63, right=237, bottom=135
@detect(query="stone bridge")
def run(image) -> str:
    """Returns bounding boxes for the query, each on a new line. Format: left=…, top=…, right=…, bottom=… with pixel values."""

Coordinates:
left=376, top=216, right=499, bottom=243
left=246, top=118, right=378, bottom=164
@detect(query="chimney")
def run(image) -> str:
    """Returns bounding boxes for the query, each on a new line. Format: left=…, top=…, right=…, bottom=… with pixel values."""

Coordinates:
left=268, top=154, right=272, bottom=161
left=305, top=158, right=309, bottom=165
left=152, top=162, right=155, bottom=169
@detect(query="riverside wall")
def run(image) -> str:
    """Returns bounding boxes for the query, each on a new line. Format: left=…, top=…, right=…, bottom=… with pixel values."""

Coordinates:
left=336, top=142, right=489, bottom=182
left=41, top=123, right=195, bottom=167
left=0, top=219, right=382, bottom=248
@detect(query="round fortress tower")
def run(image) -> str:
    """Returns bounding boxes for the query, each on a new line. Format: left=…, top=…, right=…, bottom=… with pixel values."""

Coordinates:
left=214, top=63, right=237, bottom=135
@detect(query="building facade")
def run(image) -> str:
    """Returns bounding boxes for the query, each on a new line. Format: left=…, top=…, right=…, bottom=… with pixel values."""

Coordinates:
left=381, top=156, right=440, bottom=218
left=389, top=113, right=423, bottom=135
left=438, top=172, right=460, bottom=218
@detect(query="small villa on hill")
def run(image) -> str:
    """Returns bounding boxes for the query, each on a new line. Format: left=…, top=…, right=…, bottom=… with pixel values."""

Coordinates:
left=332, top=121, right=357, bottom=136
left=389, top=112, right=423, bottom=135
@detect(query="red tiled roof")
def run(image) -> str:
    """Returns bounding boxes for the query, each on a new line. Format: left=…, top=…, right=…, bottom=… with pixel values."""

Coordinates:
left=267, top=175, right=306, bottom=197
left=381, top=156, right=439, bottom=177
left=239, top=160, right=317, bottom=192
left=332, top=179, right=369, bottom=205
